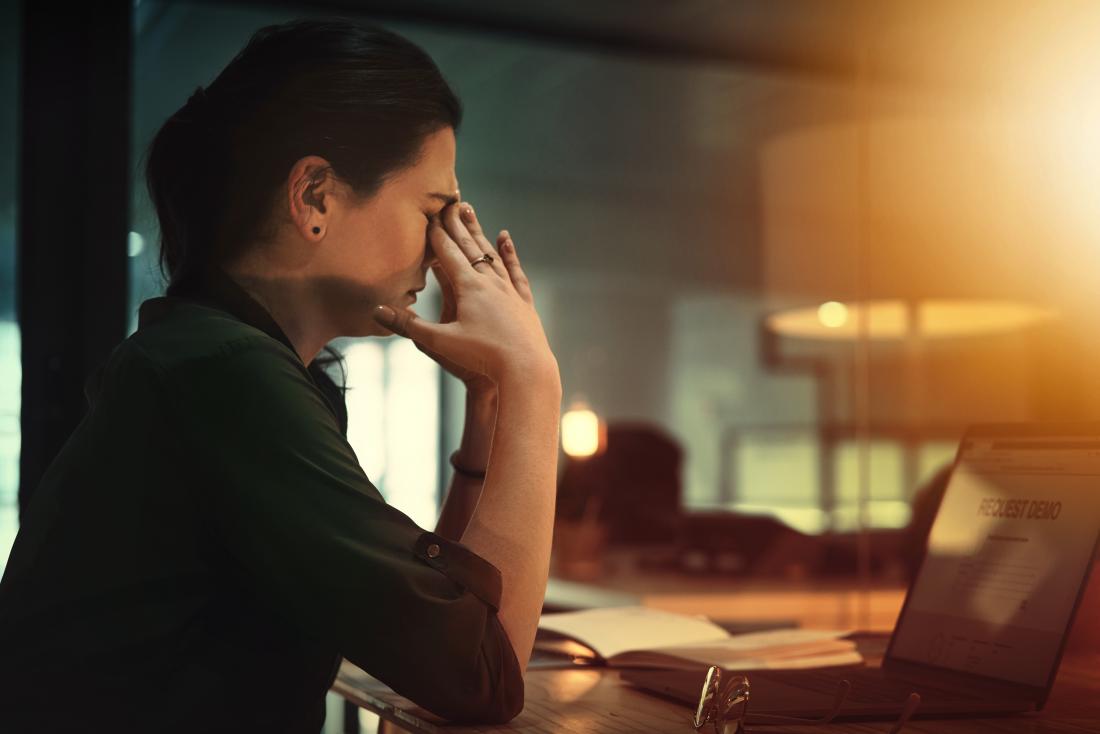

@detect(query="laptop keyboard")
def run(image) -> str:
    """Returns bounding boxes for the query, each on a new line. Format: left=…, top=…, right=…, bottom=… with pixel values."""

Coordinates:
left=752, top=669, right=983, bottom=705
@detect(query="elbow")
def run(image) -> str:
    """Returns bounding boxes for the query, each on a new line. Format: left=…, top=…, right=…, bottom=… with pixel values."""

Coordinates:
left=485, top=674, right=526, bottom=724
left=422, top=660, right=524, bottom=725
left=446, top=664, right=525, bottom=725
left=428, top=615, right=526, bottom=725
left=345, top=621, right=526, bottom=726
left=487, top=657, right=526, bottom=724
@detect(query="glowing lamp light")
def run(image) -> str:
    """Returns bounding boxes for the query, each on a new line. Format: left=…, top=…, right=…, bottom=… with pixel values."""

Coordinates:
left=768, top=299, right=1057, bottom=341
left=817, top=301, right=849, bottom=328
left=562, top=400, right=602, bottom=458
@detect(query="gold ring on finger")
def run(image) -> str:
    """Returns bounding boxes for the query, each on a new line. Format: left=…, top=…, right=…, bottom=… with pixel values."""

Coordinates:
left=469, top=253, right=494, bottom=268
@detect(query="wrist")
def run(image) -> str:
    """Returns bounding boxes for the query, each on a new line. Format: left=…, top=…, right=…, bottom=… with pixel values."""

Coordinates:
left=456, top=388, right=496, bottom=470
left=464, top=375, right=497, bottom=399
left=467, top=385, right=498, bottom=410
left=496, top=356, right=561, bottom=394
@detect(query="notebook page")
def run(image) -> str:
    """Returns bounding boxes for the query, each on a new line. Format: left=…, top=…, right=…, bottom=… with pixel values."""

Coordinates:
left=658, top=627, right=853, bottom=653
left=537, top=606, right=729, bottom=659
left=611, top=648, right=864, bottom=671
left=610, top=629, right=856, bottom=669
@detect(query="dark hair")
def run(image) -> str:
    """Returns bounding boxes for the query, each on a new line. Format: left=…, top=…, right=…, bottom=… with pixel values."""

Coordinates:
left=141, top=17, right=462, bottom=413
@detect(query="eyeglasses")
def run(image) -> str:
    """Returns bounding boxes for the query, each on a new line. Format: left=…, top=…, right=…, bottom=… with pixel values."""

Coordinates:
left=691, top=665, right=922, bottom=734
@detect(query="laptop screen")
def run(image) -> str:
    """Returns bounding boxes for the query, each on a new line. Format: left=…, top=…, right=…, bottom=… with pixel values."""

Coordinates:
left=889, top=431, right=1100, bottom=688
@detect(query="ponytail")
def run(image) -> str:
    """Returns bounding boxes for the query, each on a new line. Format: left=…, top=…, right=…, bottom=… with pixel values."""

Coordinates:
left=144, top=85, right=227, bottom=296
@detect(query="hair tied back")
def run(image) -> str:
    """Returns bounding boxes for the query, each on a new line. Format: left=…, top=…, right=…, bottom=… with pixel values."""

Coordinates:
left=188, top=85, right=208, bottom=108
left=176, top=85, right=211, bottom=125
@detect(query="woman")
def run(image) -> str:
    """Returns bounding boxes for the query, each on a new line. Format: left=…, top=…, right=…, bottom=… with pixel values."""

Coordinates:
left=0, top=17, right=560, bottom=732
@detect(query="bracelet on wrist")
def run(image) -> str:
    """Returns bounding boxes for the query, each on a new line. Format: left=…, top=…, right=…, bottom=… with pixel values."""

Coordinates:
left=449, top=450, right=487, bottom=480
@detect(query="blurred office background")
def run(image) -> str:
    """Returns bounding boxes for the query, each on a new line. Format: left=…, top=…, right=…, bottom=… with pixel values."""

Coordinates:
left=4, top=0, right=1100, bottom=729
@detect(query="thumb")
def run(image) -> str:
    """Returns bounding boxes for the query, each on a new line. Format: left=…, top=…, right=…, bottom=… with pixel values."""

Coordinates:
left=373, top=304, right=444, bottom=351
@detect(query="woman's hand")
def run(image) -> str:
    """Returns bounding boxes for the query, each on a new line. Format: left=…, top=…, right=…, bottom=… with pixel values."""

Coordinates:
left=411, top=235, right=502, bottom=396
left=373, top=201, right=558, bottom=388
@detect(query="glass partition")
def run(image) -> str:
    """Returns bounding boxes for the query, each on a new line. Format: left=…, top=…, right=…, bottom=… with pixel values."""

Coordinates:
left=125, top=0, right=1100, bottom=648
left=0, top=0, right=21, bottom=574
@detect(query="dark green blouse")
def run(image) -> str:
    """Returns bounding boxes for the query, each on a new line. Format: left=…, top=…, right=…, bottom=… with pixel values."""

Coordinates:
left=0, top=266, right=523, bottom=732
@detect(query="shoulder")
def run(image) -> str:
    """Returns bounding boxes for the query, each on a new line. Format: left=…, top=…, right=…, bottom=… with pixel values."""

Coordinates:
left=124, top=299, right=323, bottom=419
left=129, top=298, right=301, bottom=375
left=117, top=298, right=348, bottom=435
left=83, top=300, right=291, bottom=409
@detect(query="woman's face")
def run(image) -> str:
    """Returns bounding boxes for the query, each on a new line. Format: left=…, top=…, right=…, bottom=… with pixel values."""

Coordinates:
left=321, top=125, right=459, bottom=337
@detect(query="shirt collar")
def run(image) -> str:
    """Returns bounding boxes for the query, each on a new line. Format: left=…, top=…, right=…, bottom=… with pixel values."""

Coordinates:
left=138, top=265, right=302, bottom=364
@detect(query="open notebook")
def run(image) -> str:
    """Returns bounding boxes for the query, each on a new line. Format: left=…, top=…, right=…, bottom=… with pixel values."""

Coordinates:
left=536, top=606, right=863, bottom=671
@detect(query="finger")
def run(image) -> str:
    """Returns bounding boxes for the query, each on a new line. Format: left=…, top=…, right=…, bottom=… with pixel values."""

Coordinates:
left=431, top=261, right=453, bottom=291
left=373, top=304, right=448, bottom=353
left=497, top=230, right=534, bottom=304
left=460, top=204, right=510, bottom=280
left=414, top=339, right=440, bottom=361
left=427, top=216, right=476, bottom=287
left=442, top=202, right=488, bottom=273
left=430, top=263, right=457, bottom=322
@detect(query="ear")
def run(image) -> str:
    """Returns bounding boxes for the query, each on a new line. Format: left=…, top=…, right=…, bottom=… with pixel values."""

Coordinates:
left=287, top=155, right=338, bottom=239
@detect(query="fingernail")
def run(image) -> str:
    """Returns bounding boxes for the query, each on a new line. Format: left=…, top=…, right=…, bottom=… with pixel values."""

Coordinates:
left=461, top=205, right=474, bottom=221
left=502, top=239, right=513, bottom=253
left=372, top=304, right=395, bottom=326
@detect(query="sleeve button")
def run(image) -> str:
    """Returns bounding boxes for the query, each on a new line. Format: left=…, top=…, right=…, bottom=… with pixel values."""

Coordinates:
left=426, top=543, right=441, bottom=558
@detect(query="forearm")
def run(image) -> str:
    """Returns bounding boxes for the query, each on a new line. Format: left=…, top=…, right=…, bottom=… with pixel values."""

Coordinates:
left=435, top=390, right=497, bottom=541
left=458, top=366, right=562, bottom=675
left=434, top=473, right=480, bottom=542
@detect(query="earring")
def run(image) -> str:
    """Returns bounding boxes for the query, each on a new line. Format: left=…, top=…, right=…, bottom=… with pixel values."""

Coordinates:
left=312, top=226, right=321, bottom=235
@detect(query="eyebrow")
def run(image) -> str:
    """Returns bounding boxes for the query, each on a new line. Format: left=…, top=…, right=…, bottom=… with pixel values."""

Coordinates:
left=427, top=192, right=459, bottom=207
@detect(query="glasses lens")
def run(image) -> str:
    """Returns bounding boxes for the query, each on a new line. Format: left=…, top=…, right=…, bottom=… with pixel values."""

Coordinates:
left=718, top=676, right=750, bottom=733
left=693, top=666, right=722, bottom=728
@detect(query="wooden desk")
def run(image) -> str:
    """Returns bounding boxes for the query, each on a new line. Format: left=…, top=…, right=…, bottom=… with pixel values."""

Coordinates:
left=332, top=650, right=1100, bottom=733
left=334, top=564, right=1100, bottom=731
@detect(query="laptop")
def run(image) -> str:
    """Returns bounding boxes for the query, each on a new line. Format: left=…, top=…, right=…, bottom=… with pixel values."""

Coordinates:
left=622, top=423, right=1100, bottom=720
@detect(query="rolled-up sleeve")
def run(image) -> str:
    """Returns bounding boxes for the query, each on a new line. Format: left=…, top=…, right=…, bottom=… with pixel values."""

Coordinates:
left=143, top=336, right=524, bottom=724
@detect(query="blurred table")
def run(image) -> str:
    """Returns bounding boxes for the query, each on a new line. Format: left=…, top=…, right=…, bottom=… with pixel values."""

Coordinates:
left=545, top=550, right=909, bottom=632
left=332, top=648, right=1100, bottom=733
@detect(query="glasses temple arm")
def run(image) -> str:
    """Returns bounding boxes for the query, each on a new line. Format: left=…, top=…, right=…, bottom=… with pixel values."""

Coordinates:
left=887, top=693, right=921, bottom=734
left=746, top=678, right=851, bottom=725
